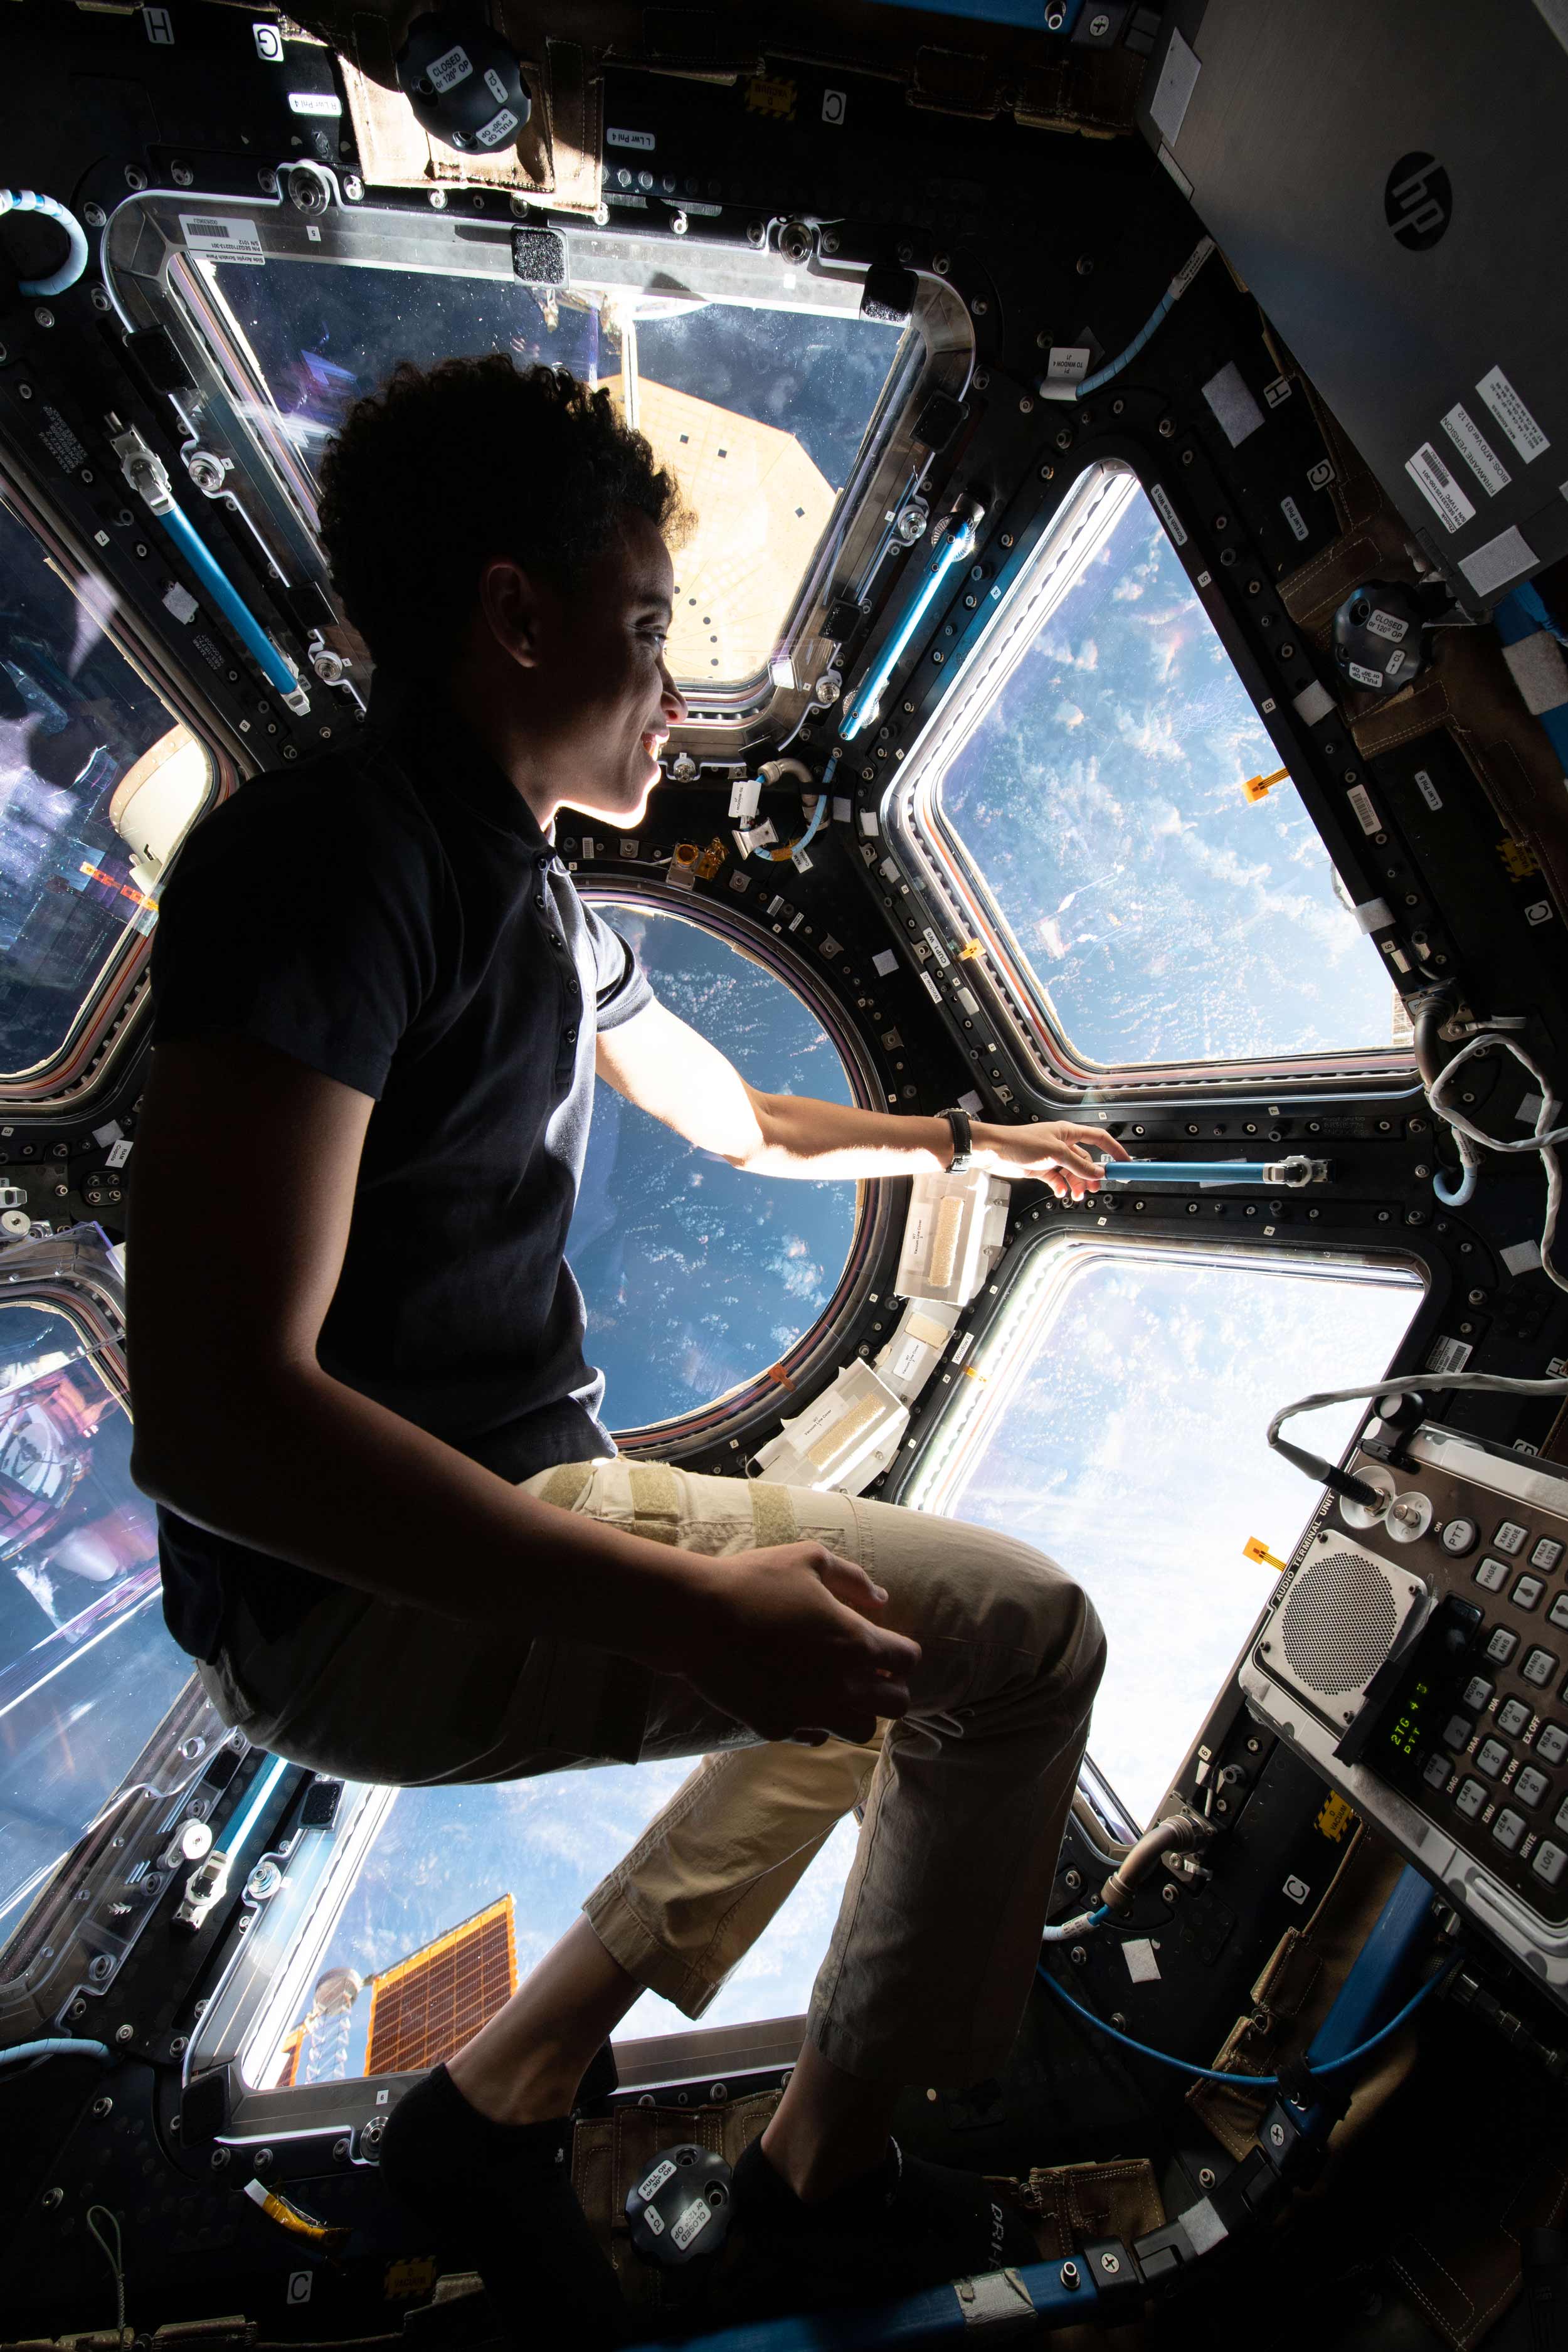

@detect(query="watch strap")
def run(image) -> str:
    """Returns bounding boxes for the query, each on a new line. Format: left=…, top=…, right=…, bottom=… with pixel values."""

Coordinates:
left=940, top=1106, right=973, bottom=1172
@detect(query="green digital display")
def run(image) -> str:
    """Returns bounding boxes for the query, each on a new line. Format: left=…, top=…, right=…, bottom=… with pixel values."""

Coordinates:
left=1389, top=1677, right=1431, bottom=1762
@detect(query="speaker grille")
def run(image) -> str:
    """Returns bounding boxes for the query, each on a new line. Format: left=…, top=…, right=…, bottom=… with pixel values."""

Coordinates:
left=1278, top=1547, right=1401, bottom=1697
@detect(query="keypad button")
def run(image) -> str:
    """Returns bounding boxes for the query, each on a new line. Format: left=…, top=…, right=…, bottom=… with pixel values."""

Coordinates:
left=1493, top=1808, right=1526, bottom=1851
left=1550, top=1594, right=1568, bottom=1631
left=1514, top=1576, right=1546, bottom=1611
left=1496, top=1520, right=1530, bottom=1556
left=1442, top=1518, right=1480, bottom=1556
left=1557, top=1792, right=1568, bottom=1835
left=1441, top=1713, right=1473, bottom=1749
left=1456, top=1777, right=1487, bottom=1819
left=1533, top=1539, right=1565, bottom=1573
left=1498, top=1697, right=1532, bottom=1737
left=1421, top=1751, right=1453, bottom=1790
left=1524, top=1646, right=1560, bottom=1688
left=1463, top=1675, right=1495, bottom=1711
left=1537, top=1724, right=1568, bottom=1766
left=1534, top=1840, right=1568, bottom=1888
left=1476, top=1737, right=1511, bottom=1779
left=1485, top=1627, right=1520, bottom=1665
left=1516, top=1766, right=1552, bottom=1808
left=1475, top=1557, right=1508, bottom=1592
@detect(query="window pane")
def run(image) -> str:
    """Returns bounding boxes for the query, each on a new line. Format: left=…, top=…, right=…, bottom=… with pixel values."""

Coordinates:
left=0, top=502, right=208, bottom=1073
left=255, top=1772, right=857, bottom=2084
left=907, top=1246, right=1422, bottom=1825
left=935, top=469, right=1399, bottom=1066
left=569, top=905, right=857, bottom=1431
left=0, top=1300, right=192, bottom=1934
left=206, top=255, right=904, bottom=689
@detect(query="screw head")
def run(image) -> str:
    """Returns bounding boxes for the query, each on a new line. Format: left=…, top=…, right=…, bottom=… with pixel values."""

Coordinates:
left=333, top=2136, right=352, bottom=2161
left=344, top=175, right=364, bottom=201
left=210, top=2146, right=230, bottom=2170
left=1199, top=2166, right=1216, bottom=2188
left=114, top=2022, right=135, bottom=2044
left=1162, top=1882, right=1179, bottom=1903
left=428, top=188, right=447, bottom=209
left=1069, top=1944, right=1087, bottom=1965
left=92, top=2096, right=113, bottom=2119
left=1100, top=2252, right=1121, bottom=2274
left=34, top=307, right=55, bottom=329
left=670, top=209, right=688, bottom=235
left=125, top=166, right=147, bottom=191
left=172, top=163, right=194, bottom=186
left=1269, top=2122, right=1286, bottom=2147
left=41, top=2187, right=63, bottom=2211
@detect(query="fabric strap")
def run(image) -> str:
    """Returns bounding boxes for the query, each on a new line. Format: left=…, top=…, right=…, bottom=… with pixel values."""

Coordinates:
left=538, top=1462, right=595, bottom=1513
left=749, top=1480, right=798, bottom=1550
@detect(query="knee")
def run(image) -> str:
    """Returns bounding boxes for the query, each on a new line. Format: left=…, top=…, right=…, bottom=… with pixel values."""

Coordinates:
left=960, top=1527, right=1107, bottom=1699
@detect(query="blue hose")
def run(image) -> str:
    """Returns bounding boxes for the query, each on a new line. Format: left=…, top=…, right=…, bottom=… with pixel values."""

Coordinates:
left=157, top=501, right=302, bottom=701
left=1036, top=1952, right=1458, bottom=2090
left=1041, top=236, right=1216, bottom=403
left=0, top=189, right=89, bottom=297
left=0, top=2037, right=112, bottom=2072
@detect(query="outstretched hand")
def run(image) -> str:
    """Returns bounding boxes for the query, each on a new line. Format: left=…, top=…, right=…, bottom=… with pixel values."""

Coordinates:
left=979, top=1120, right=1131, bottom=1200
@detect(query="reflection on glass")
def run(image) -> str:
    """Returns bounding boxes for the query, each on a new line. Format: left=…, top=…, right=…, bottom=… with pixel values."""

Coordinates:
left=206, top=257, right=903, bottom=687
left=0, top=501, right=209, bottom=1073
left=259, top=1773, right=857, bottom=2084
left=907, top=1246, right=1422, bottom=1825
left=569, top=905, right=857, bottom=1431
left=0, top=1299, right=193, bottom=1932
left=936, top=470, right=1399, bottom=1066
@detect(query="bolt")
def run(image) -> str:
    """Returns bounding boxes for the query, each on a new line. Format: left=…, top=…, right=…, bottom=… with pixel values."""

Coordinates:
left=125, top=166, right=147, bottom=191
left=1199, top=2167, right=1216, bottom=2189
left=1468, top=1288, right=1486, bottom=1305
left=170, top=2033, right=188, bottom=2056
left=1064, top=1868, right=1083, bottom=1892
left=334, top=2136, right=352, bottom=2162
left=1413, top=1164, right=1430, bottom=1179
left=1269, top=2122, right=1286, bottom=2148
left=115, top=2023, right=135, bottom=2044
left=210, top=2147, right=230, bottom=2170
left=709, top=2082, right=729, bottom=2101
left=747, top=220, right=766, bottom=246
left=1061, top=2260, right=1081, bottom=2290
left=84, top=201, right=107, bottom=228
left=254, top=2148, right=273, bottom=2173
left=932, top=250, right=950, bottom=272
left=1019, top=395, right=1033, bottom=413
left=90, top=287, right=111, bottom=313
left=670, top=209, right=688, bottom=235
left=1158, top=416, right=1175, bottom=437
left=34, top=307, right=54, bottom=329
left=973, top=295, right=988, bottom=315
left=41, top=2187, right=63, bottom=2211
left=172, top=162, right=194, bottom=187
left=1076, top=254, right=1093, bottom=275
left=257, top=167, right=278, bottom=193
left=343, top=175, right=364, bottom=201
left=1162, top=1882, right=1179, bottom=1903
left=92, top=2096, right=113, bottom=2119
left=88, top=1954, right=114, bottom=1983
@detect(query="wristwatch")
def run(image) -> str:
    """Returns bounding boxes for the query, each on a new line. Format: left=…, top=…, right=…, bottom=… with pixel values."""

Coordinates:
left=940, top=1106, right=973, bottom=1172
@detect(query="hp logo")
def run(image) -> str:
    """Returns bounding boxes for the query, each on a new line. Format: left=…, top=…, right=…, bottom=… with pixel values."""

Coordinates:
left=1384, top=152, right=1453, bottom=252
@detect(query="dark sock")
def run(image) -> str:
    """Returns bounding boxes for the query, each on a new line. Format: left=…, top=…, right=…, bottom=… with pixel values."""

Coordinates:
left=731, top=2131, right=1036, bottom=2296
left=378, top=2063, right=628, bottom=2348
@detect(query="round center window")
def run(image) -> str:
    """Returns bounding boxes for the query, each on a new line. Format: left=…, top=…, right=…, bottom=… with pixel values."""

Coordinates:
left=569, top=903, right=859, bottom=1433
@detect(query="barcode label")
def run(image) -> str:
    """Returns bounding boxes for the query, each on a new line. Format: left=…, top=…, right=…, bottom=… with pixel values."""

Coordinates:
left=179, top=214, right=265, bottom=264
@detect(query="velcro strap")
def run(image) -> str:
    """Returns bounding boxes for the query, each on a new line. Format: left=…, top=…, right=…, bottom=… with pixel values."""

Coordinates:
left=538, top=1463, right=595, bottom=1513
left=750, top=1480, right=798, bottom=1550
left=628, top=1459, right=681, bottom=1544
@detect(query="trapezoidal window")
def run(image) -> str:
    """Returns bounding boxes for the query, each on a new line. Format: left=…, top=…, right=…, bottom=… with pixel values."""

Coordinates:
left=904, top=1236, right=1424, bottom=1826
left=569, top=900, right=859, bottom=1433
left=172, top=233, right=908, bottom=699
left=908, top=464, right=1404, bottom=1076
left=0, top=499, right=212, bottom=1079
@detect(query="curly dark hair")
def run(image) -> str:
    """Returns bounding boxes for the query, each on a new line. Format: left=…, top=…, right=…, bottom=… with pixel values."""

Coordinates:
left=316, top=355, right=686, bottom=669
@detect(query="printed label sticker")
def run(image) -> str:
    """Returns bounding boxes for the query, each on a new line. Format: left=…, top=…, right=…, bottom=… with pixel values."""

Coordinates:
left=1405, top=440, right=1475, bottom=533
left=672, top=2200, right=714, bottom=2252
left=287, top=90, right=342, bottom=115
left=606, top=125, right=656, bottom=149
left=1279, top=493, right=1308, bottom=541
left=1047, top=346, right=1090, bottom=384
left=484, top=66, right=508, bottom=103
left=1477, top=364, right=1549, bottom=462
left=1442, top=402, right=1512, bottom=496
left=475, top=105, right=521, bottom=147
left=1414, top=768, right=1443, bottom=810
left=1347, top=783, right=1380, bottom=834
left=1426, top=1333, right=1473, bottom=1374
left=179, top=213, right=265, bottom=263
left=637, top=2159, right=677, bottom=2202
left=643, top=2205, right=665, bottom=2236
left=426, top=42, right=472, bottom=90
left=1366, top=607, right=1409, bottom=644
left=1149, top=482, right=1187, bottom=546
left=1348, top=660, right=1384, bottom=688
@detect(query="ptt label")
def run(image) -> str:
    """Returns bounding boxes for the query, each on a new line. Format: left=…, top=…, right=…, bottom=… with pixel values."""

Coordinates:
left=179, top=213, right=265, bottom=264
left=671, top=2200, right=714, bottom=2252
left=1414, top=768, right=1443, bottom=810
left=1478, top=364, right=1549, bottom=463
left=1280, top=494, right=1308, bottom=541
left=1442, top=402, right=1511, bottom=495
left=1149, top=482, right=1187, bottom=546
left=287, top=90, right=342, bottom=115
left=1367, top=607, right=1409, bottom=643
left=1405, top=440, right=1475, bottom=533
left=607, top=125, right=656, bottom=149
left=426, top=43, right=472, bottom=90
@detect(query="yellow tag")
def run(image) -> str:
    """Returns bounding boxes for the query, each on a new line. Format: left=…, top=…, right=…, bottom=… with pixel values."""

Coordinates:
left=1316, top=1792, right=1356, bottom=1843
left=1243, top=1536, right=1288, bottom=1572
left=1241, top=765, right=1290, bottom=804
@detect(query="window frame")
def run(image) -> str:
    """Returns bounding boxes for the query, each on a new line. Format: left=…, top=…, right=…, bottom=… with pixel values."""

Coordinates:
left=102, top=189, right=973, bottom=732
left=883, top=457, right=1422, bottom=1101
left=0, top=470, right=228, bottom=1111
left=576, top=879, right=901, bottom=1452
left=895, top=1221, right=1429, bottom=1827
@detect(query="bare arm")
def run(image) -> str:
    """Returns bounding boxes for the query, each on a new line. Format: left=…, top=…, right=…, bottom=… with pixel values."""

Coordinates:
left=125, top=1036, right=918, bottom=1737
left=595, top=998, right=1131, bottom=1197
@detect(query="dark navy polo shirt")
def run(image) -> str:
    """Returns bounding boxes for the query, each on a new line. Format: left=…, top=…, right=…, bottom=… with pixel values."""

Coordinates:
left=144, top=690, right=652, bottom=1663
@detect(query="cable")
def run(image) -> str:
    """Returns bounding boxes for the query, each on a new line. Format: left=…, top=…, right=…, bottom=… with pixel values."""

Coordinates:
left=0, top=189, right=88, bottom=297
left=1037, top=238, right=1216, bottom=403
left=1422, top=1029, right=1568, bottom=1292
left=1268, top=1367, right=1568, bottom=1502
left=86, top=2205, right=125, bottom=2339
left=1036, top=1951, right=1459, bottom=2092
left=1039, top=1902, right=1109, bottom=1943
left=0, top=2036, right=112, bottom=2072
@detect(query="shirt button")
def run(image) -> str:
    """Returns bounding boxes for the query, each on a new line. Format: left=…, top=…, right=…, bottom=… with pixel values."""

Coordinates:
left=565, top=1026, right=578, bottom=1044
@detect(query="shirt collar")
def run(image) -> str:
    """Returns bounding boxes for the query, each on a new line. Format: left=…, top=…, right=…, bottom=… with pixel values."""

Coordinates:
left=368, top=675, right=558, bottom=857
